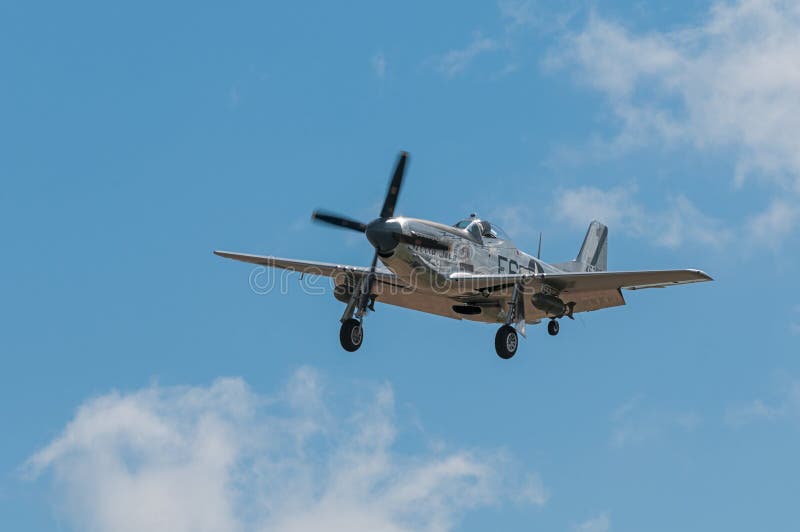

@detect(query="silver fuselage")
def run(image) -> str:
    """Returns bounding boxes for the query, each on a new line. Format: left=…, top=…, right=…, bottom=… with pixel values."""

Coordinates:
left=377, top=217, right=560, bottom=296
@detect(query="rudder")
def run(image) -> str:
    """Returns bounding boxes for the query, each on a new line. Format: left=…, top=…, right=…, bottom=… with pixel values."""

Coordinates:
left=576, top=221, right=607, bottom=272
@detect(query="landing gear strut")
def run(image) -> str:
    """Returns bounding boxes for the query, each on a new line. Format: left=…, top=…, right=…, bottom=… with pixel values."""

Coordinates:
left=495, top=325, right=518, bottom=359
left=338, top=273, right=372, bottom=352
left=495, top=281, right=525, bottom=359
left=547, top=320, right=560, bottom=336
left=339, top=318, right=363, bottom=352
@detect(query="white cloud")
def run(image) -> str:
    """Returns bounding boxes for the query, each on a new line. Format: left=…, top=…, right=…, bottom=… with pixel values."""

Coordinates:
left=724, top=399, right=781, bottom=426
left=555, top=185, right=642, bottom=231
left=550, top=1, right=800, bottom=190
left=372, top=52, right=387, bottom=80
left=435, top=33, right=499, bottom=78
left=575, top=512, right=611, bottom=532
left=499, top=0, right=580, bottom=33
left=25, top=368, right=546, bottom=532
left=553, top=185, right=731, bottom=249
left=656, top=195, right=733, bottom=249
left=498, top=0, right=539, bottom=28
left=610, top=396, right=701, bottom=448
left=745, top=199, right=800, bottom=249
left=431, top=2, right=578, bottom=79
left=486, top=204, right=543, bottom=242
left=725, top=378, right=800, bottom=426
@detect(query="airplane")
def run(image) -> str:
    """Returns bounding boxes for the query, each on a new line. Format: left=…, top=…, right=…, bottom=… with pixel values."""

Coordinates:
left=215, top=151, right=712, bottom=359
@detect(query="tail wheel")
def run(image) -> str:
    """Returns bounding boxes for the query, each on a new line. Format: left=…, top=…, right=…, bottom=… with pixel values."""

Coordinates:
left=547, top=320, right=560, bottom=336
left=340, top=319, right=363, bottom=352
left=495, top=325, right=518, bottom=359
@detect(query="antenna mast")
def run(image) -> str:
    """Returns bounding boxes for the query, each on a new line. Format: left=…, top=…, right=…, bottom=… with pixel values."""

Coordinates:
left=537, top=232, right=542, bottom=259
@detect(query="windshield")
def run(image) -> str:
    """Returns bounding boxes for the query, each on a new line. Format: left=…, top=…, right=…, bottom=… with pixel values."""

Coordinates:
left=453, top=218, right=512, bottom=243
left=486, top=224, right=510, bottom=241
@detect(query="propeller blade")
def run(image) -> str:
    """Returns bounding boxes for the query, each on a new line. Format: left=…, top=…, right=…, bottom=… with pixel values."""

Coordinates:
left=311, top=210, right=367, bottom=233
left=396, top=232, right=450, bottom=252
left=380, top=151, right=408, bottom=219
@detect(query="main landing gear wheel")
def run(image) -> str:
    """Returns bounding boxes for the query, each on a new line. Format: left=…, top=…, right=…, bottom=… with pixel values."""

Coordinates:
left=340, top=318, right=363, bottom=352
left=547, top=320, right=560, bottom=336
left=495, top=325, right=518, bottom=359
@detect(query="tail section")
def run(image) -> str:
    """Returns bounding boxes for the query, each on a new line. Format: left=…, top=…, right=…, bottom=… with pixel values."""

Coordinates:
left=576, top=221, right=607, bottom=272
left=552, top=221, right=608, bottom=272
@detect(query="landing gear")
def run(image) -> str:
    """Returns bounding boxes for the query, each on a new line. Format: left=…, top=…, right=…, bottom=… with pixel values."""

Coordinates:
left=547, top=319, right=560, bottom=336
left=495, top=281, right=524, bottom=360
left=495, top=325, right=518, bottom=359
left=339, top=273, right=371, bottom=352
left=339, top=318, right=363, bottom=352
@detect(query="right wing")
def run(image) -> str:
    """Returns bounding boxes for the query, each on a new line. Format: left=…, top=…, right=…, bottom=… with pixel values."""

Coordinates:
left=547, top=269, right=713, bottom=291
left=449, top=269, right=712, bottom=294
left=449, top=268, right=712, bottom=319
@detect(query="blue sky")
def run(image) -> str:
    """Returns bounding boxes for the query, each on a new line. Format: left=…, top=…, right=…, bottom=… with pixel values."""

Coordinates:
left=2, top=1, right=800, bottom=531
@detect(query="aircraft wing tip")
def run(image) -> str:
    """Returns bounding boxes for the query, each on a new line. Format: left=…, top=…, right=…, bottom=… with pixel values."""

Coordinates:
left=213, top=250, right=243, bottom=260
left=691, top=269, right=713, bottom=281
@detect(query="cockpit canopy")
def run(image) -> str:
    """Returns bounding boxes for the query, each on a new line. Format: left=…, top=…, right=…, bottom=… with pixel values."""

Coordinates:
left=453, top=217, right=511, bottom=242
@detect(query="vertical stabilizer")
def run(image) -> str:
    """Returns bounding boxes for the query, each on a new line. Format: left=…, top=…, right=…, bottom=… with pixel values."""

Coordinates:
left=576, top=221, right=608, bottom=272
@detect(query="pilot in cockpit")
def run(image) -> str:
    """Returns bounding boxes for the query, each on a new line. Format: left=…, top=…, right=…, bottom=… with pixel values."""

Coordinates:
left=455, top=216, right=497, bottom=242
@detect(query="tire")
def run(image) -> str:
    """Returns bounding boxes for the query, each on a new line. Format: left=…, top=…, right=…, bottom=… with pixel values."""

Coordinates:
left=495, top=325, right=518, bottom=359
left=339, top=319, right=363, bottom=352
left=547, top=320, right=559, bottom=336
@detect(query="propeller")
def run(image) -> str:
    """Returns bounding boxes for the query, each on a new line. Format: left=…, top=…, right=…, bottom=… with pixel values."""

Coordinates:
left=310, top=151, right=417, bottom=314
left=310, top=151, right=412, bottom=251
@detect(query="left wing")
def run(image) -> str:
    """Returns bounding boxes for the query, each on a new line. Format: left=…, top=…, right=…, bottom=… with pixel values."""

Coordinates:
left=213, top=251, right=405, bottom=288
left=214, top=250, right=459, bottom=320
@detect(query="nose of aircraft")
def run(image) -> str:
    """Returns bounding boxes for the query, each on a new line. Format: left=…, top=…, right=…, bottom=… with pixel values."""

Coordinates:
left=365, top=218, right=402, bottom=254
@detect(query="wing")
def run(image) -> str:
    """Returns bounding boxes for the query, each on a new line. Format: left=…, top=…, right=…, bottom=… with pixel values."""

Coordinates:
left=215, top=250, right=462, bottom=320
left=546, top=269, right=713, bottom=291
left=213, top=251, right=405, bottom=288
left=450, top=269, right=712, bottom=293
left=450, top=269, right=712, bottom=319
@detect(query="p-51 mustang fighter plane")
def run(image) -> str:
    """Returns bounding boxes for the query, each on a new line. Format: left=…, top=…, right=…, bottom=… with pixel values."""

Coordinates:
left=215, top=152, right=712, bottom=359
